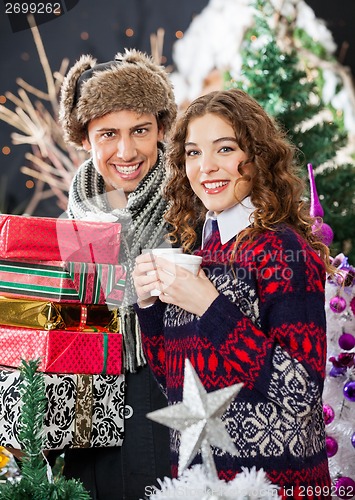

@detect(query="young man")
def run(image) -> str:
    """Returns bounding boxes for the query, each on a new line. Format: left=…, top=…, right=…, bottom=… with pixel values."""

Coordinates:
left=55, top=48, right=177, bottom=499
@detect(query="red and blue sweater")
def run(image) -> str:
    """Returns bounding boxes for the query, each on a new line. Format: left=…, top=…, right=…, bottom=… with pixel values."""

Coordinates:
left=135, top=224, right=331, bottom=499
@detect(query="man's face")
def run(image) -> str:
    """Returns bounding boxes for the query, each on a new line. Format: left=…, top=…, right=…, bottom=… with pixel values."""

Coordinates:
left=82, top=110, right=164, bottom=194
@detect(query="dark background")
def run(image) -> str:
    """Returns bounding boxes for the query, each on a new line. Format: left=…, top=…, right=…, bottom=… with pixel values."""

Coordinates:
left=0, top=0, right=354, bottom=217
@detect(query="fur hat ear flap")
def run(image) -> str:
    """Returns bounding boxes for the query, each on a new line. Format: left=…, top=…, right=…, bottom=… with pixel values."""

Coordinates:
left=59, top=54, right=97, bottom=148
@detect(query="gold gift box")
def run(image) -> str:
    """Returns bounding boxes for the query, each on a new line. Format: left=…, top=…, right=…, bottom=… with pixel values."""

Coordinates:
left=0, top=295, right=119, bottom=332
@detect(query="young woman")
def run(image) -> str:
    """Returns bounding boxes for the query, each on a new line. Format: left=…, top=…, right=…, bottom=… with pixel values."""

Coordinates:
left=133, top=89, right=332, bottom=498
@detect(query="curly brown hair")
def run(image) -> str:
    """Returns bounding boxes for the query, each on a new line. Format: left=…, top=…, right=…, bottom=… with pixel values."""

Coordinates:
left=164, top=88, right=332, bottom=271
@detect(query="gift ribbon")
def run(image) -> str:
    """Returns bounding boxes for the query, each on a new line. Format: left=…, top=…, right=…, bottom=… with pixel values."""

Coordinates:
left=101, top=331, right=108, bottom=375
left=73, top=374, right=93, bottom=447
left=79, top=305, right=88, bottom=330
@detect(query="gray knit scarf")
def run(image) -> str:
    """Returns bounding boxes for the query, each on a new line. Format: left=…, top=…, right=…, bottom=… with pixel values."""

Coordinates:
left=67, top=145, right=169, bottom=372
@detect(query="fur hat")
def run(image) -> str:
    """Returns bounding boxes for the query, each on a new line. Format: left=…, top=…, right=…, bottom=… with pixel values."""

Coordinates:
left=59, top=49, right=177, bottom=148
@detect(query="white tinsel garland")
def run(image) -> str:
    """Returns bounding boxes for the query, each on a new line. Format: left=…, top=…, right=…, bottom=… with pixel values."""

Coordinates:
left=145, top=464, right=281, bottom=500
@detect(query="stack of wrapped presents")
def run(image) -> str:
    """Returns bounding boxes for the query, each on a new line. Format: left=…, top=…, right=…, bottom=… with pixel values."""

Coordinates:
left=0, top=214, right=127, bottom=450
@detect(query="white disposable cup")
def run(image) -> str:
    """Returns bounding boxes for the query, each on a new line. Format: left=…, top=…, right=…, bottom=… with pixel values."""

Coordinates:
left=142, top=249, right=202, bottom=296
left=141, top=247, right=183, bottom=256
left=161, top=253, right=203, bottom=276
left=142, top=248, right=183, bottom=296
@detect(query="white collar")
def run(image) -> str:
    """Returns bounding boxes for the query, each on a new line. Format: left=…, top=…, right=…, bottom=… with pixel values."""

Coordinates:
left=202, top=197, right=255, bottom=247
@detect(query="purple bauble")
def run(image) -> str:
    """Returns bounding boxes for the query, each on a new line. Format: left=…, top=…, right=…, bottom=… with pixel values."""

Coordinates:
left=329, top=365, right=347, bottom=377
left=339, top=333, right=355, bottom=351
left=335, top=477, right=355, bottom=499
left=326, top=435, right=338, bottom=457
left=351, top=432, right=355, bottom=449
left=330, top=296, right=347, bottom=313
left=323, top=404, right=335, bottom=424
left=343, top=380, right=355, bottom=402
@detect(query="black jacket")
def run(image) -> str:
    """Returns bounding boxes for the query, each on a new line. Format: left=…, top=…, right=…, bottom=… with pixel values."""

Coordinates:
left=58, top=365, right=171, bottom=500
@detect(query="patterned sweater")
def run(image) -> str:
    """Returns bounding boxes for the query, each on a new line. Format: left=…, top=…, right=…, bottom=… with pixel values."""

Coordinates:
left=135, top=224, right=332, bottom=498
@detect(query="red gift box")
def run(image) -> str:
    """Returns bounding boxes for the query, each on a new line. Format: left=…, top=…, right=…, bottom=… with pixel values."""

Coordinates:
left=0, top=324, right=122, bottom=375
left=0, top=214, right=121, bottom=264
left=0, top=259, right=126, bottom=305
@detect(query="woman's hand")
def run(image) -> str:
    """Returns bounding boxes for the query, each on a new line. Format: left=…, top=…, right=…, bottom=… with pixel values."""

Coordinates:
left=132, top=253, right=160, bottom=308
left=152, top=256, right=219, bottom=317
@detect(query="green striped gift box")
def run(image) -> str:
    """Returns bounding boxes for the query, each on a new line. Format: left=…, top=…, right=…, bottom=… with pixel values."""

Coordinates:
left=0, top=259, right=126, bottom=305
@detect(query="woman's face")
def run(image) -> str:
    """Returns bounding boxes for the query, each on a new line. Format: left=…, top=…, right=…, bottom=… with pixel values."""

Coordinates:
left=184, top=113, right=254, bottom=215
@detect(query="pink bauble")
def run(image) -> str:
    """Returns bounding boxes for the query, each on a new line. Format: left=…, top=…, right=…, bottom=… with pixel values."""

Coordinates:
left=311, top=220, right=334, bottom=247
left=338, top=352, right=355, bottom=367
left=335, top=477, right=355, bottom=499
left=351, top=297, right=355, bottom=316
left=326, top=436, right=338, bottom=457
left=330, top=296, right=347, bottom=313
left=323, top=404, right=335, bottom=424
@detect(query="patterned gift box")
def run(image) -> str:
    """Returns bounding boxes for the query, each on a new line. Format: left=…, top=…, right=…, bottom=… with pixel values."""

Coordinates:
left=0, top=324, right=123, bottom=375
left=0, top=214, right=121, bottom=264
left=0, top=296, right=120, bottom=331
left=0, top=259, right=126, bottom=306
left=0, top=366, right=125, bottom=449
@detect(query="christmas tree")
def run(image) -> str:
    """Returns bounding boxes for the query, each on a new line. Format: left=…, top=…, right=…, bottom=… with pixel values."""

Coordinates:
left=170, top=0, right=355, bottom=261
left=226, top=0, right=355, bottom=261
left=0, top=360, right=90, bottom=499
